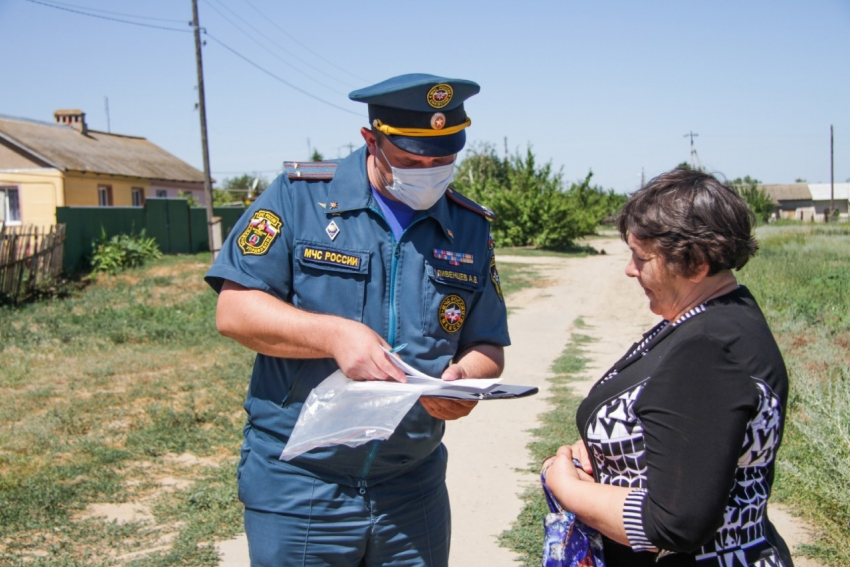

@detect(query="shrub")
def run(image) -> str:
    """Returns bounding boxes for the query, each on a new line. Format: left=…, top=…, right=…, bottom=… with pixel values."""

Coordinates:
left=731, top=176, right=775, bottom=223
left=453, top=144, right=625, bottom=249
left=90, top=229, right=162, bottom=275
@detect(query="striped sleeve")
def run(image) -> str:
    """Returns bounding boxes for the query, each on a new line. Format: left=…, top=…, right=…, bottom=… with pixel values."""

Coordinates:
left=623, top=489, right=654, bottom=550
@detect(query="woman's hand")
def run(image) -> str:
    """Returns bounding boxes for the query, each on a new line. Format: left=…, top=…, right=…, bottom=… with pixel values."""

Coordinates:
left=569, top=439, right=594, bottom=476
left=542, top=444, right=595, bottom=489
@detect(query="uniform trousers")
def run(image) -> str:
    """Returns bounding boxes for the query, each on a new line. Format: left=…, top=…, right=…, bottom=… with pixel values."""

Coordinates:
left=243, top=453, right=451, bottom=567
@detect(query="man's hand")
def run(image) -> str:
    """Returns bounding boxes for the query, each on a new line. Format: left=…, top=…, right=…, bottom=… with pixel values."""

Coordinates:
left=419, top=396, right=477, bottom=420
left=332, top=319, right=407, bottom=382
left=217, top=281, right=405, bottom=382
left=419, top=346, right=503, bottom=420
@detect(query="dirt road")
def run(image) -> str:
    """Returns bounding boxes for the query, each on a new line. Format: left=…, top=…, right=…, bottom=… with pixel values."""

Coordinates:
left=217, top=234, right=817, bottom=566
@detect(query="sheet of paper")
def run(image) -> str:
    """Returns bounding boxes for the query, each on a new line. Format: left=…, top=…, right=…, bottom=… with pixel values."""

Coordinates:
left=380, top=347, right=502, bottom=393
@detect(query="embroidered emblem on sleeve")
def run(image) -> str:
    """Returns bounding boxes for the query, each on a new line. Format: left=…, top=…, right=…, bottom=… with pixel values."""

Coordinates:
left=439, top=294, right=466, bottom=334
left=490, top=255, right=504, bottom=302
left=237, top=210, right=282, bottom=256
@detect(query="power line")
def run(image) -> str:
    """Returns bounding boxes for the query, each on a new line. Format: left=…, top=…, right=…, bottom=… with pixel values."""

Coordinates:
left=24, top=0, right=187, bottom=23
left=24, top=0, right=193, bottom=32
left=207, top=0, right=352, bottom=92
left=202, top=0, right=346, bottom=95
left=241, top=0, right=368, bottom=85
left=205, top=31, right=363, bottom=117
left=24, top=0, right=367, bottom=118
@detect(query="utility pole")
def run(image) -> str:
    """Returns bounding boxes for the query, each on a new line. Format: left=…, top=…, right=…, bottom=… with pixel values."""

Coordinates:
left=503, top=136, right=508, bottom=161
left=191, top=0, right=217, bottom=257
left=830, top=124, right=834, bottom=222
left=104, top=96, right=111, bottom=133
left=684, top=131, right=702, bottom=171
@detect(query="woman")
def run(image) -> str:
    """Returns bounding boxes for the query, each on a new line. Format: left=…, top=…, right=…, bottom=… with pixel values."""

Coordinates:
left=542, top=168, right=793, bottom=566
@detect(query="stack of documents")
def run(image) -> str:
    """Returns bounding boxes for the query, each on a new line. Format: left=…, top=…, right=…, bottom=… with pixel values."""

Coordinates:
left=380, top=347, right=502, bottom=398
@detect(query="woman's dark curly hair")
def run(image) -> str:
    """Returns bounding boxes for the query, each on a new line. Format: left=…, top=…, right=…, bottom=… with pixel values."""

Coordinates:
left=617, top=168, right=758, bottom=277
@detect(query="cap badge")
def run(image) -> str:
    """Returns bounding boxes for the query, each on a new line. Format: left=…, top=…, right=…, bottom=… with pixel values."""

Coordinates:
left=427, top=84, right=453, bottom=109
left=325, top=220, right=340, bottom=241
left=430, top=113, right=446, bottom=130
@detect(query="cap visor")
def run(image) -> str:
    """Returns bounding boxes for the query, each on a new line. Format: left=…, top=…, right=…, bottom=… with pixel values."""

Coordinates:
left=387, top=130, right=466, bottom=157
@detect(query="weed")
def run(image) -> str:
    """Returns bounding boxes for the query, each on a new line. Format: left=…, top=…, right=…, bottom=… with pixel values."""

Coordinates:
left=739, top=224, right=850, bottom=565
left=499, top=322, right=590, bottom=566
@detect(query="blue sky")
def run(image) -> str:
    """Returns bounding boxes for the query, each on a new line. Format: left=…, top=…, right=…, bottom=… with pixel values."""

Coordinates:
left=2, top=0, right=848, bottom=193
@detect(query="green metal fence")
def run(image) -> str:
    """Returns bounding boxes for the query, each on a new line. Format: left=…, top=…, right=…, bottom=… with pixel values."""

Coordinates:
left=56, top=199, right=246, bottom=273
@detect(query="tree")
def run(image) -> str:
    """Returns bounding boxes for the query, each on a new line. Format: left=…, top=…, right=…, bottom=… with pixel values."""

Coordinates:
left=310, top=149, right=324, bottom=162
left=177, top=191, right=199, bottom=207
left=730, top=176, right=774, bottom=223
left=214, top=174, right=269, bottom=206
left=676, top=161, right=693, bottom=170
left=453, top=144, right=625, bottom=249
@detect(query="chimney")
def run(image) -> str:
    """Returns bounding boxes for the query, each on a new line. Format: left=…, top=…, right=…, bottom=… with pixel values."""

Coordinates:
left=54, top=109, right=88, bottom=135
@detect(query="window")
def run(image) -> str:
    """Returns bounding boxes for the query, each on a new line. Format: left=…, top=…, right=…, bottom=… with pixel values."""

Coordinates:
left=98, top=185, right=113, bottom=207
left=156, top=189, right=168, bottom=198
left=0, top=187, right=21, bottom=225
left=131, top=187, right=145, bottom=207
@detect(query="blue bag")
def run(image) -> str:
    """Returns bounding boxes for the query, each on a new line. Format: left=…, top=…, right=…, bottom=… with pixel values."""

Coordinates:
left=541, top=472, right=606, bottom=567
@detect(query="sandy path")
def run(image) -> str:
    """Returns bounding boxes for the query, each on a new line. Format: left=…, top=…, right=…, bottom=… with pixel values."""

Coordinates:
left=217, top=235, right=817, bottom=566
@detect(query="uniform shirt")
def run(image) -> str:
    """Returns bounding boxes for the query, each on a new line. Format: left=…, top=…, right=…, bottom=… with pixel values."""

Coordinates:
left=576, top=287, right=791, bottom=567
left=206, top=145, right=510, bottom=491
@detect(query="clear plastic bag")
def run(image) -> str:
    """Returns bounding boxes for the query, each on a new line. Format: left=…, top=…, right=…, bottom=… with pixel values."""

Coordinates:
left=279, top=370, right=429, bottom=461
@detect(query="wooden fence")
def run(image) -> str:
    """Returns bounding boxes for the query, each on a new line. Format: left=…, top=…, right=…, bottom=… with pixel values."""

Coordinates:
left=0, top=224, right=66, bottom=303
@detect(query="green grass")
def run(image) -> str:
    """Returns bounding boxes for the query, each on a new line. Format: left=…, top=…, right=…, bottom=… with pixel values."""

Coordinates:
left=739, top=224, right=850, bottom=565
left=498, top=319, right=592, bottom=567
left=0, top=254, right=250, bottom=565
left=0, top=251, right=549, bottom=565
left=497, top=261, right=542, bottom=298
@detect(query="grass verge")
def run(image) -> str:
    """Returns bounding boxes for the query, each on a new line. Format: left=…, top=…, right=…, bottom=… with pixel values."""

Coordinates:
left=0, top=254, right=250, bottom=566
left=498, top=319, right=593, bottom=566
left=739, top=224, right=850, bottom=565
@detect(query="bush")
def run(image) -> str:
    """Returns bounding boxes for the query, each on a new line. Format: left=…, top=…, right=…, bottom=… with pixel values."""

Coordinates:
left=90, top=229, right=162, bottom=275
left=731, top=176, right=775, bottom=223
left=453, top=144, right=626, bottom=249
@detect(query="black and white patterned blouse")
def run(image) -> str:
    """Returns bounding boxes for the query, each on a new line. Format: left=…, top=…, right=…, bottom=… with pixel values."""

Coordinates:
left=576, top=286, right=793, bottom=567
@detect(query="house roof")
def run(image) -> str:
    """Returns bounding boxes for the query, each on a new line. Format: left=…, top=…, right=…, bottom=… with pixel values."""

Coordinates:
left=759, top=183, right=811, bottom=203
left=808, top=183, right=850, bottom=201
left=0, top=114, right=205, bottom=183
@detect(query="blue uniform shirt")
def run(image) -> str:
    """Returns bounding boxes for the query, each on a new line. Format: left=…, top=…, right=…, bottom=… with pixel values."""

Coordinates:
left=206, top=146, right=510, bottom=495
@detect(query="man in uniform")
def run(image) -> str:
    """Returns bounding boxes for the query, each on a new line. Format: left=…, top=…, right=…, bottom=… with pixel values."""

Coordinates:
left=206, top=73, right=510, bottom=566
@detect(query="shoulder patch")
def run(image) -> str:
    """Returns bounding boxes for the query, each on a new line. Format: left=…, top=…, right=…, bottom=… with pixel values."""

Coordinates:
left=445, top=187, right=497, bottom=221
left=284, top=161, right=339, bottom=181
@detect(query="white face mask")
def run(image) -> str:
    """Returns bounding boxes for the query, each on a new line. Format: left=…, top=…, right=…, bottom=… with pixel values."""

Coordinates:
left=377, top=147, right=455, bottom=210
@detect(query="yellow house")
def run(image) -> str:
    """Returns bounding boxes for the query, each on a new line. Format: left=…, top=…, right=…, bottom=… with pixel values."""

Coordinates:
left=0, top=110, right=207, bottom=228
